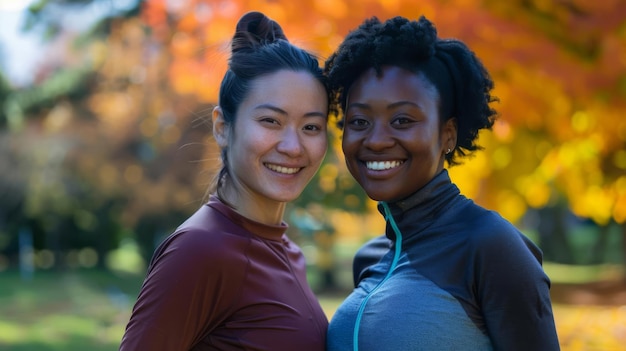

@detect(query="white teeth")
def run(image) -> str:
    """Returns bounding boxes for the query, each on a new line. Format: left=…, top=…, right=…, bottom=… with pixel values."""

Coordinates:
left=266, top=163, right=301, bottom=174
left=365, top=160, right=404, bottom=170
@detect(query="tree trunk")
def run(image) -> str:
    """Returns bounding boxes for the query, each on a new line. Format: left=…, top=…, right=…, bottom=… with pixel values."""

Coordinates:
left=537, top=204, right=574, bottom=264
left=622, top=222, right=626, bottom=282
left=590, top=223, right=610, bottom=264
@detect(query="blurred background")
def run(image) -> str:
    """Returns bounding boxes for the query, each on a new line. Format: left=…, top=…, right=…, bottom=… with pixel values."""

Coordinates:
left=0, top=0, right=625, bottom=350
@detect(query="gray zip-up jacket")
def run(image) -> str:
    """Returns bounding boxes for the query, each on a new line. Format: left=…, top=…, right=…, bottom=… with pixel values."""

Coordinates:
left=327, top=170, right=560, bottom=351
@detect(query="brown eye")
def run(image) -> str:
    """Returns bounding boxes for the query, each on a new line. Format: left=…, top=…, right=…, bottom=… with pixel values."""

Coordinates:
left=260, top=117, right=280, bottom=125
left=391, top=116, right=412, bottom=125
left=347, top=117, right=369, bottom=130
left=303, top=124, right=322, bottom=132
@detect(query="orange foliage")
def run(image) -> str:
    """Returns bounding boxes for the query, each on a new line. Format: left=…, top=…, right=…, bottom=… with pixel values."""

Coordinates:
left=133, top=0, right=626, bottom=224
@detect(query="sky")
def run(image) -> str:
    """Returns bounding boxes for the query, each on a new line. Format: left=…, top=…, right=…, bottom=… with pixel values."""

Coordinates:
left=0, top=0, right=138, bottom=87
left=0, top=0, right=41, bottom=86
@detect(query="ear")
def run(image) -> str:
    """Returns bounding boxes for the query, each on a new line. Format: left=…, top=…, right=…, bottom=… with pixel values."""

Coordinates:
left=443, top=117, right=458, bottom=153
left=212, top=106, right=229, bottom=148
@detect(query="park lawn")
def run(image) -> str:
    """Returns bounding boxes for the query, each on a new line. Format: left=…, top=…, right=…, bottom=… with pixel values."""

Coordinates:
left=0, top=269, right=624, bottom=350
left=0, top=269, right=141, bottom=351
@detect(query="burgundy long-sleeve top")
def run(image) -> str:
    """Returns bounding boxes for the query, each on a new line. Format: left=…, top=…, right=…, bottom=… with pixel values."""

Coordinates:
left=120, top=195, right=328, bottom=350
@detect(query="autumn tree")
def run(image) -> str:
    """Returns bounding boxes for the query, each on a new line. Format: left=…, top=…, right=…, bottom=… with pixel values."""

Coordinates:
left=1, top=0, right=625, bottom=271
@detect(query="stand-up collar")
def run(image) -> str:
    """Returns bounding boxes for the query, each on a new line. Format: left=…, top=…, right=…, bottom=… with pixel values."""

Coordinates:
left=378, top=169, right=460, bottom=241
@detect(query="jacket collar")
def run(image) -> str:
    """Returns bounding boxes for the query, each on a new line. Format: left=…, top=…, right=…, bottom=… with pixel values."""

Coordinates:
left=378, top=169, right=460, bottom=241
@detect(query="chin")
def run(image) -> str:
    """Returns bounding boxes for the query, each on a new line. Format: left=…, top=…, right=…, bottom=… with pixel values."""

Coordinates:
left=364, top=192, right=390, bottom=202
left=358, top=180, right=396, bottom=202
left=364, top=190, right=402, bottom=203
left=269, top=191, right=301, bottom=203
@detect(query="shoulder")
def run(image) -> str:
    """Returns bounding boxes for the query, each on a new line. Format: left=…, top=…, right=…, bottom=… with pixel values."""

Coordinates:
left=148, top=206, right=252, bottom=270
left=355, top=235, right=392, bottom=261
left=452, top=204, right=549, bottom=292
left=352, top=235, right=392, bottom=286
left=455, top=203, right=542, bottom=264
left=457, top=202, right=533, bottom=245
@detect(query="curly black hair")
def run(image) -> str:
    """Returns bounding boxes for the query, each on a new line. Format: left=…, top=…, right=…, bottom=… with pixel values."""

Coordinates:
left=324, top=16, right=498, bottom=166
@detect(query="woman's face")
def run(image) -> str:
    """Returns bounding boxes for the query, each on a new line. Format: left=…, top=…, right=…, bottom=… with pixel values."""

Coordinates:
left=217, top=70, right=328, bottom=205
left=342, top=66, right=456, bottom=202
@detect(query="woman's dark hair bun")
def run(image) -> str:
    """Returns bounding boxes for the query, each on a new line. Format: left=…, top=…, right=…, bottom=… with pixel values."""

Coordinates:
left=232, top=11, right=287, bottom=53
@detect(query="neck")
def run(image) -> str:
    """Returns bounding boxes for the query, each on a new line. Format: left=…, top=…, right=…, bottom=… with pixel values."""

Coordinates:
left=219, top=185, right=286, bottom=225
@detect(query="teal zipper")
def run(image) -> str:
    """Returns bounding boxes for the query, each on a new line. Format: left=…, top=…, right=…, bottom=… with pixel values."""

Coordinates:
left=352, top=201, right=403, bottom=351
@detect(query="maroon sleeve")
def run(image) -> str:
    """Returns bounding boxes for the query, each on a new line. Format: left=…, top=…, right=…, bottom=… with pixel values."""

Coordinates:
left=119, top=228, right=250, bottom=350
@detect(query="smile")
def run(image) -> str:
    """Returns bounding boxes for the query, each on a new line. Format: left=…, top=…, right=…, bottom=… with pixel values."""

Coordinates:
left=265, top=163, right=302, bottom=174
left=365, top=160, right=404, bottom=170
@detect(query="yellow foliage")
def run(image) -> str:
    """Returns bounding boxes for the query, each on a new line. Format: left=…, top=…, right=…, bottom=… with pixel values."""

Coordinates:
left=89, top=92, right=138, bottom=142
left=495, top=190, right=527, bottom=223
left=161, top=125, right=182, bottom=145
left=128, top=0, right=626, bottom=225
left=330, top=209, right=385, bottom=242
left=448, top=129, right=493, bottom=196
left=611, top=177, right=626, bottom=224
left=492, top=146, right=512, bottom=170
left=517, top=175, right=551, bottom=208
left=378, top=0, right=401, bottom=12
left=553, top=304, right=626, bottom=351
left=171, top=31, right=199, bottom=58
left=314, top=0, right=348, bottom=18
left=613, top=150, right=626, bottom=170
left=571, top=111, right=593, bottom=133
left=123, top=164, right=144, bottom=185
left=571, top=186, right=613, bottom=225
left=319, top=163, right=338, bottom=193
left=492, top=120, right=514, bottom=143
left=139, top=118, right=159, bottom=138
left=204, top=18, right=235, bottom=45
left=614, top=193, right=626, bottom=224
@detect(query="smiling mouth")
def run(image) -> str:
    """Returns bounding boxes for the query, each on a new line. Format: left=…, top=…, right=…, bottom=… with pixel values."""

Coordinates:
left=365, top=160, right=404, bottom=171
left=265, top=163, right=302, bottom=174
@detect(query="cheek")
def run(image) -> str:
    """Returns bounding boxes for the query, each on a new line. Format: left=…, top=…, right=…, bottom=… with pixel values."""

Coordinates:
left=341, top=132, right=355, bottom=155
left=230, top=131, right=265, bottom=161
left=341, top=137, right=361, bottom=172
left=243, top=129, right=271, bottom=147
left=341, top=135, right=360, bottom=172
left=308, top=136, right=328, bottom=163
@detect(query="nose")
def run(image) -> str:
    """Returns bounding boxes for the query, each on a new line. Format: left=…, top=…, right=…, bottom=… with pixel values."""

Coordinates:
left=363, top=121, right=394, bottom=150
left=276, top=127, right=303, bottom=157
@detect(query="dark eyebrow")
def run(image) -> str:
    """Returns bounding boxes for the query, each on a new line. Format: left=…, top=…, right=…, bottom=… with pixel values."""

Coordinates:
left=388, top=101, right=420, bottom=110
left=255, top=104, right=287, bottom=115
left=346, top=101, right=421, bottom=111
left=346, top=102, right=371, bottom=111
left=255, top=104, right=326, bottom=118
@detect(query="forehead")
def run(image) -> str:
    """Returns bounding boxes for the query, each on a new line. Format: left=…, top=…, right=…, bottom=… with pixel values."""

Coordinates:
left=347, top=66, right=439, bottom=105
left=245, top=70, right=327, bottom=106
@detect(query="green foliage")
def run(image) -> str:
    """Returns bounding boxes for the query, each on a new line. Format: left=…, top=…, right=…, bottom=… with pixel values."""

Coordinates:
left=1, top=0, right=625, bottom=272
left=23, top=0, right=142, bottom=41
left=0, top=72, right=12, bottom=128
left=2, top=68, right=92, bottom=128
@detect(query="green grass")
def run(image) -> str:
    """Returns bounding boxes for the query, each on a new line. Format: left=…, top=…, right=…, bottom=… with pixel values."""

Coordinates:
left=0, top=268, right=345, bottom=351
left=544, top=262, right=625, bottom=284
left=0, top=263, right=623, bottom=350
left=0, top=269, right=142, bottom=351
